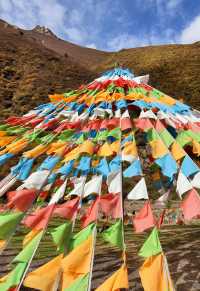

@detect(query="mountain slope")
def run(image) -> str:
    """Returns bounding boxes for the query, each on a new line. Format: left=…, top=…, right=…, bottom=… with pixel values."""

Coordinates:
left=0, top=19, right=200, bottom=121
left=0, top=20, right=96, bottom=119
left=94, top=43, right=200, bottom=110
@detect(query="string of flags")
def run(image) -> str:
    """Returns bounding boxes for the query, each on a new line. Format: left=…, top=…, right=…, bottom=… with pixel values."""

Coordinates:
left=0, top=67, right=199, bottom=290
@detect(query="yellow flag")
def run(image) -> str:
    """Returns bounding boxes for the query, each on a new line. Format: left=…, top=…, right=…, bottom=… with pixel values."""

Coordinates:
left=6, top=138, right=28, bottom=154
left=139, top=253, right=174, bottom=291
left=47, top=141, right=67, bottom=155
left=122, top=141, right=138, bottom=157
left=61, top=236, right=93, bottom=290
left=23, top=254, right=63, bottom=291
left=192, top=140, right=200, bottom=156
left=171, top=141, right=186, bottom=161
left=149, top=139, right=168, bottom=159
left=24, top=144, right=49, bottom=158
left=98, top=142, right=113, bottom=157
left=95, top=264, right=129, bottom=291
left=78, top=140, right=94, bottom=155
left=23, top=229, right=41, bottom=247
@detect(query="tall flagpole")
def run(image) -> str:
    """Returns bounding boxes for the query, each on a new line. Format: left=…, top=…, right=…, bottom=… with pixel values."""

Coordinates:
left=87, top=175, right=103, bottom=291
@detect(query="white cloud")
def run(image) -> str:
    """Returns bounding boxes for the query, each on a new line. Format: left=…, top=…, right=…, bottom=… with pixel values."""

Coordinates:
left=86, top=43, right=97, bottom=49
left=65, top=27, right=86, bottom=43
left=180, top=14, right=200, bottom=43
left=107, top=34, right=147, bottom=51
left=0, top=0, right=67, bottom=36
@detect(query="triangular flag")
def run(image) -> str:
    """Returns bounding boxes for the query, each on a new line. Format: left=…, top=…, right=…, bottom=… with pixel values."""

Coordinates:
left=191, top=171, right=200, bottom=189
left=127, top=178, right=148, bottom=200
left=61, top=236, right=93, bottom=290
left=64, top=273, right=89, bottom=291
left=123, top=159, right=142, bottom=177
left=107, top=171, right=121, bottom=194
left=13, top=231, right=43, bottom=263
left=100, top=193, right=122, bottom=219
left=181, top=155, right=199, bottom=177
left=49, top=178, right=68, bottom=204
left=23, top=204, right=55, bottom=230
left=68, top=176, right=86, bottom=196
left=133, top=201, right=155, bottom=233
left=23, top=254, right=63, bottom=291
left=0, top=212, right=24, bottom=240
left=69, top=223, right=95, bottom=251
left=0, top=262, right=27, bottom=291
left=81, top=197, right=99, bottom=228
left=181, top=188, right=200, bottom=220
left=138, top=227, right=162, bottom=258
left=19, top=170, right=49, bottom=190
left=50, top=221, right=72, bottom=253
left=95, top=264, right=129, bottom=291
left=53, top=197, right=79, bottom=220
left=102, top=219, right=124, bottom=250
left=84, top=175, right=102, bottom=197
left=7, top=189, right=36, bottom=212
left=176, top=171, right=192, bottom=198
left=139, top=253, right=174, bottom=291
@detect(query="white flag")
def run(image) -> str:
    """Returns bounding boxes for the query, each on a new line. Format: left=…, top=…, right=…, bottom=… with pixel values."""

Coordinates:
left=121, top=110, right=130, bottom=119
left=49, top=178, right=68, bottom=205
left=115, top=109, right=121, bottom=118
left=139, top=110, right=157, bottom=120
left=68, top=176, right=86, bottom=196
left=84, top=175, right=102, bottom=197
left=107, top=171, right=121, bottom=193
left=154, top=189, right=170, bottom=207
left=176, top=171, right=192, bottom=198
left=191, top=171, right=200, bottom=189
left=127, top=177, right=148, bottom=200
left=19, top=170, right=49, bottom=190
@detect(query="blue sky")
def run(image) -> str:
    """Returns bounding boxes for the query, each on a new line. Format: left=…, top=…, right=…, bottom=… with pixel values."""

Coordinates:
left=0, top=0, right=200, bottom=51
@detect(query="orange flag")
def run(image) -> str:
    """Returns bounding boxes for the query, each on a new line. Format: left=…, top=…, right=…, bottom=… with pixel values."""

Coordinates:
left=139, top=253, right=174, bottom=291
left=95, top=264, right=129, bottom=291
left=61, top=236, right=93, bottom=290
left=23, top=254, right=63, bottom=291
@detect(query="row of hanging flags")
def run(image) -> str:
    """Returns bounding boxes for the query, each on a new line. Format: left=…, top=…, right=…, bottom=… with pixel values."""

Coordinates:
left=0, top=67, right=199, bottom=290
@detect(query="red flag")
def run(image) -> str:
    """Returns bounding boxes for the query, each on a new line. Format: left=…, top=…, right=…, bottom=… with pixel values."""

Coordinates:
left=181, top=188, right=200, bottom=220
left=100, top=193, right=122, bottom=219
left=133, top=201, right=155, bottom=233
left=156, top=209, right=166, bottom=229
left=134, top=118, right=153, bottom=131
left=121, top=118, right=132, bottom=131
left=23, top=204, right=55, bottom=230
left=53, top=197, right=79, bottom=219
left=7, top=189, right=37, bottom=212
left=81, top=197, right=99, bottom=228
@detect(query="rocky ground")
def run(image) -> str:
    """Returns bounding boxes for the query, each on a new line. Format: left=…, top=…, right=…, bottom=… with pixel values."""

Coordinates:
left=0, top=217, right=199, bottom=290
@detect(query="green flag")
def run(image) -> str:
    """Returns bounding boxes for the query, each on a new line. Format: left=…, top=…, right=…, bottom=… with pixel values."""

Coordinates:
left=0, top=262, right=27, bottom=291
left=108, top=128, right=121, bottom=139
left=58, top=129, right=74, bottom=141
left=147, top=128, right=160, bottom=142
left=50, top=221, right=72, bottom=253
left=95, top=130, right=109, bottom=142
left=138, top=227, right=162, bottom=258
left=159, top=129, right=174, bottom=147
left=69, top=223, right=95, bottom=251
left=0, top=212, right=24, bottom=240
left=13, top=231, right=43, bottom=263
left=64, top=273, right=89, bottom=291
left=176, top=131, right=191, bottom=147
left=102, top=219, right=124, bottom=250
